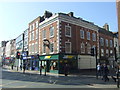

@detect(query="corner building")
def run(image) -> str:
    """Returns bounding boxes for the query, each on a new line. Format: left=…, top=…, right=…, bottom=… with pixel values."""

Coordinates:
left=38, top=12, right=98, bottom=74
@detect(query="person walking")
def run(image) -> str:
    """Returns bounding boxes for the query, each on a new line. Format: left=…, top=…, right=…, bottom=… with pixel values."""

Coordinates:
left=64, top=63, right=70, bottom=76
left=103, top=64, right=109, bottom=82
left=97, top=63, right=101, bottom=79
left=23, top=63, right=26, bottom=73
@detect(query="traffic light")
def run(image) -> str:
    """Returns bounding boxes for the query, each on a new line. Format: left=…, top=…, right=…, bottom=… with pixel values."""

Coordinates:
left=91, top=48, right=95, bottom=56
left=16, top=51, right=20, bottom=59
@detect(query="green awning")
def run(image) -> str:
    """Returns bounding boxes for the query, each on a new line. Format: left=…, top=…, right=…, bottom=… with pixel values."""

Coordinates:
left=39, top=55, right=59, bottom=60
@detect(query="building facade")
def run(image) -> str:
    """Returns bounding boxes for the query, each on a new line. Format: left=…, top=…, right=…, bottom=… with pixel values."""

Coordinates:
left=38, top=12, right=98, bottom=74
left=117, top=0, right=120, bottom=46
left=4, top=39, right=16, bottom=65
left=98, top=27, right=114, bottom=64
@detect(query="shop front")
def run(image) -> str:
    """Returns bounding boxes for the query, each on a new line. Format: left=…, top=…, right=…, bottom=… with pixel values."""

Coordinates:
left=39, top=53, right=78, bottom=74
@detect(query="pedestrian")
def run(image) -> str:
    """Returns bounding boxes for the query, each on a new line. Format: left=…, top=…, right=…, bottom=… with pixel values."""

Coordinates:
left=96, top=63, right=101, bottom=79
left=100, top=64, right=104, bottom=80
left=103, top=64, right=109, bottom=82
left=11, top=62, right=14, bottom=70
left=20, top=63, right=22, bottom=70
left=23, top=63, right=26, bottom=73
left=64, top=63, right=70, bottom=76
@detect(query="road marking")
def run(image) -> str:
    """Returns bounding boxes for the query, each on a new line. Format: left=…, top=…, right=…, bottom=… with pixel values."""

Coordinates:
left=2, top=81, right=20, bottom=86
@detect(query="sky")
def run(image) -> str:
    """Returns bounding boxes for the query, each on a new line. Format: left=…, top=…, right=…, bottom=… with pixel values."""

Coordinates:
left=0, top=2, right=118, bottom=42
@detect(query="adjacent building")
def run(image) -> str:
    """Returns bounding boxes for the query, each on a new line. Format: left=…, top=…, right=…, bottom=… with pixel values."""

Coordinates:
left=5, top=39, right=16, bottom=65
left=98, top=24, right=114, bottom=64
left=116, top=0, right=120, bottom=61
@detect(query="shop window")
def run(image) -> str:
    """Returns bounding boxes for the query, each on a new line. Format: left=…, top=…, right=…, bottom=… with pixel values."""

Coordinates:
left=50, top=61, right=58, bottom=70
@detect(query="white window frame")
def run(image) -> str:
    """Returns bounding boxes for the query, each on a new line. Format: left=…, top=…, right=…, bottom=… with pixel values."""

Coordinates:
left=101, top=49, right=104, bottom=56
left=42, top=30, right=46, bottom=40
left=92, top=33, right=96, bottom=41
left=81, top=43, right=85, bottom=53
left=87, top=31, right=90, bottom=40
left=110, top=40, right=113, bottom=47
left=65, top=42, right=71, bottom=53
left=33, top=23, right=35, bottom=30
left=106, top=39, right=108, bottom=47
left=36, top=29, right=38, bottom=40
left=36, top=21, right=38, bottom=28
left=100, top=37, right=104, bottom=46
left=80, top=30, right=84, bottom=39
left=49, top=26, right=54, bottom=38
left=87, top=43, right=91, bottom=54
left=65, top=25, right=71, bottom=37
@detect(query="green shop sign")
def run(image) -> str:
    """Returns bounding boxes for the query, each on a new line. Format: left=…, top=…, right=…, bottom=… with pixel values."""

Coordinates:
left=39, top=55, right=59, bottom=60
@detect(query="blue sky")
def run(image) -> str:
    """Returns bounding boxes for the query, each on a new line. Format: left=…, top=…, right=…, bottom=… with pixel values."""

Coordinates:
left=0, top=2, right=118, bottom=42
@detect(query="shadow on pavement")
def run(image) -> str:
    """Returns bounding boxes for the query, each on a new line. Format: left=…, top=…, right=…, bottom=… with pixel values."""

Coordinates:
left=2, top=67, right=117, bottom=86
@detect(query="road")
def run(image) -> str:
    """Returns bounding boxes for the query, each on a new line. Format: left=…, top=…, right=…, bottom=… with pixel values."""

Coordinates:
left=0, top=67, right=117, bottom=88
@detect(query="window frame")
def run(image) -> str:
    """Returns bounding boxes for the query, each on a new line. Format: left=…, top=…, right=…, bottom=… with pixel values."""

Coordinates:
left=65, top=25, right=71, bottom=37
left=80, top=30, right=85, bottom=39
left=65, top=42, right=71, bottom=53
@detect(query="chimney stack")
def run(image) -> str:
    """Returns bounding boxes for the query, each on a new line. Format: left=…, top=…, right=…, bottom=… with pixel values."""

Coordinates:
left=68, top=12, right=74, bottom=17
left=103, top=23, right=109, bottom=31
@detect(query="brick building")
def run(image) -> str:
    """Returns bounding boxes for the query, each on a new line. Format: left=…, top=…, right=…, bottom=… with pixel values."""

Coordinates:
left=98, top=25, right=114, bottom=64
left=38, top=12, right=98, bottom=74
left=116, top=0, right=120, bottom=46
left=28, top=11, right=52, bottom=70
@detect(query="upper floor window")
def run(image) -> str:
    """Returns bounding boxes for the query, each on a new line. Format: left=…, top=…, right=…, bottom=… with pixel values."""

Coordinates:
left=100, top=37, right=104, bottom=46
left=42, top=30, right=46, bottom=39
left=36, top=29, right=38, bottom=40
left=50, top=26, right=54, bottom=38
left=80, top=30, right=84, bottom=39
left=106, top=39, right=108, bottom=47
left=81, top=43, right=85, bottom=53
left=29, top=33, right=31, bottom=41
left=110, top=40, right=113, bottom=47
left=29, top=25, right=32, bottom=31
left=87, top=31, right=90, bottom=40
left=65, top=42, right=71, bottom=53
left=33, top=23, right=35, bottom=30
left=31, top=31, right=34, bottom=40
left=50, top=43, right=54, bottom=53
left=36, top=21, right=39, bottom=28
left=65, top=25, right=71, bottom=37
left=92, top=33, right=96, bottom=41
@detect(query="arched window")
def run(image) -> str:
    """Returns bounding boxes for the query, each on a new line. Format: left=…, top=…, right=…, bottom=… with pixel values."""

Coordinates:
left=81, top=43, right=85, bottom=53
left=87, top=43, right=91, bottom=54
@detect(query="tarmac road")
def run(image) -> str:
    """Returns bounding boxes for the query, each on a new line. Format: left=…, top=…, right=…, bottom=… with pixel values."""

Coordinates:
left=1, top=66, right=118, bottom=88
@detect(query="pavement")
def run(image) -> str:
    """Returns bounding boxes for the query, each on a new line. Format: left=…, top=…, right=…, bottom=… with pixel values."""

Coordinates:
left=1, top=65, right=119, bottom=88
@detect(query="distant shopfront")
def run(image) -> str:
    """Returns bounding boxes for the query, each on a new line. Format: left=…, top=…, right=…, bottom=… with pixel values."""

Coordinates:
left=39, top=53, right=78, bottom=74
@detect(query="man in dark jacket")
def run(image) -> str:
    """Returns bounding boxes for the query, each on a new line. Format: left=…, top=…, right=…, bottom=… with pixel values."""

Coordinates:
left=103, top=64, right=109, bottom=82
